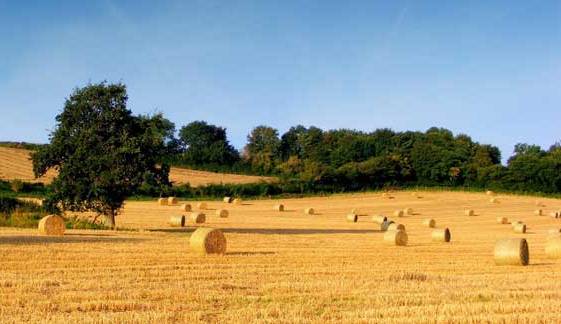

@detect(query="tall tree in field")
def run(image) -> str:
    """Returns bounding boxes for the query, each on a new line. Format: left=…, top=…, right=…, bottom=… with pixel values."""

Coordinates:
left=32, top=83, right=170, bottom=228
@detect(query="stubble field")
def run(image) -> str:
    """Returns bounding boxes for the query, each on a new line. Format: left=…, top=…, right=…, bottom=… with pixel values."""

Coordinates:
left=0, top=146, right=274, bottom=186
left=2, top=191, right=561, bottom=323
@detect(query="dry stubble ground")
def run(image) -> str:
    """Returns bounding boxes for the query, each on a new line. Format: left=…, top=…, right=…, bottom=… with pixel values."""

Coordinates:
left=2, top=191, right=561, bottom=323
left=0, top=146, right=274, bottom=186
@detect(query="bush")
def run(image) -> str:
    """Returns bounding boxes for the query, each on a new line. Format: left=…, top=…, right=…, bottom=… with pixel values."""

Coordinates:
left=0, top=180, right=49, bottom=197
left=0, top=196, right=19, bottom=214
left=0, top=195, right=107, bottom=229
left=0, top=196, right=46, bottom=228
left=1, top=210, right=44, bottom=228
left=10, top=180, right=24, bottom=193
left=66, top=219, right=109, bottom=230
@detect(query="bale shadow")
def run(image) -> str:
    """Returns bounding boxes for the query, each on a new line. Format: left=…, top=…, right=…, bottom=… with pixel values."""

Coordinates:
left=148, top=227, right=381, bottom=235
left=0, top=235, right=146, bottom=245
left=147, top=227, right=196, bottom=233
left=65, top=233, right=115, bottom=237
left=221, top=228, right=380, bottom=235
left=226, top=251, right=276, bottom=256
left=530, top=262, right=556, bottom=266
left=406, top=243, right=431, bottom=247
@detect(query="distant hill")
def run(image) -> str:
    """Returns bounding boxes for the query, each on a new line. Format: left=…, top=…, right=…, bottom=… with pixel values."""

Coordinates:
left=0, top=146, right=276, bottom=187
left=0, top=141, right=46, bottom=151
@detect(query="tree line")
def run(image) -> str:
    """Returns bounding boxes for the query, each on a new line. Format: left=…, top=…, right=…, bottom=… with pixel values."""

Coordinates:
left=167, top=120, right=561, bottom=195
left=29, top=82, right=560, bottom=228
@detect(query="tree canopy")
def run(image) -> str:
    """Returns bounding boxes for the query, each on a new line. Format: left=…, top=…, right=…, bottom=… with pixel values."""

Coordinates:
left=178, top=121, right=239, bottom=166
left=32, top=83, right=171, bottom=228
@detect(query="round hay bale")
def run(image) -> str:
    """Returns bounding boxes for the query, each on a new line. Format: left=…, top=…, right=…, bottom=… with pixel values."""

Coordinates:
left=393, top=210, right=404, bottom=217
left=180, top=204, right=192, bottom=212
left=169, top=215, right=185, bottom=227
left=274, top=204, right=285, bottom=212
left=404, top=208, right=413, bottom=215
left=372, top=215, right=387, bottom=224
left=190, top=212, right=206, bottom=224
left=158, top=198, right=168, bottom=206
left=486, top=190, right=495, bottom=196
left=513, top=223, right=526, bottom=234
left=38, top=215, right=65, bottom=236
left=167, top=197, right=178, bottom=205
left=346, top=213, right=358, bottom=223
left=197, top=202, right=208, bottom=210
left=494, top=238, right=529, bottom=266
left=465, top=209, right=475, bottom=216
left=496, top=217, right=508, bottom=224
left=423, top=218, right=436, bottom=228
left=490, top=198, right=499, bottom=203
left=388, top=223, right=405, bottom=232
left=551, top=211, right=561, bottom=219
left=380, top=220, right=395, bottom=232
left=383, top=230, right=408, bottom=246
left=215, top=209, right=229, bottom=218
left=534, top=209, right=543, bottom=216
left=233, top=198, right=242, bottom=205
left=432, top=228, right=451, bottom=242
left=545, top=237, right=561, bottom=258
left=223, top=197, right=233, bottom=203
left=189, top=227, right=226, bottom=255
left=305, top=208, right=315, bottom=215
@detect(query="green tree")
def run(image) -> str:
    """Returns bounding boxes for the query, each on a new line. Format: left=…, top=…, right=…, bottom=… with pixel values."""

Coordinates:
left=143, top=113, right=182, bottom=158
left=178, top=121, right=239, bottom=165
left=32, top=83, right=170, bottom=228
left=245, top=126, right=281, bottom=173
left=279, top=125, right=307, bottom=160
left=299, top=126, right=327, bottom=162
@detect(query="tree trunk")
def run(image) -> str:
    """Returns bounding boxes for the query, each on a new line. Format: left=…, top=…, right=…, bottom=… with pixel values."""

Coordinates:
left=104, top=211, right=116, bottom=230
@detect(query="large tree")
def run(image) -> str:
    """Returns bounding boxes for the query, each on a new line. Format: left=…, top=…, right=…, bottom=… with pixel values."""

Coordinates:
left=245, top=125, right=281, bottom=173
left=32, top=83, right=170, bottom=228
left=178, top=121, right=239, bottom=165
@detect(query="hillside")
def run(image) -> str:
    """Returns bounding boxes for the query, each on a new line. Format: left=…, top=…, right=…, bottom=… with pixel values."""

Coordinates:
left=0, top=147, right=56, bottom=183
left=0, top=147, right=275, bottom=186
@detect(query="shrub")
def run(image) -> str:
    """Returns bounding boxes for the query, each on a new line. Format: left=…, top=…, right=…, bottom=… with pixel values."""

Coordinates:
left=0, top=196, right=46, bottom=228
left=10, top=180, right=24, bottom=193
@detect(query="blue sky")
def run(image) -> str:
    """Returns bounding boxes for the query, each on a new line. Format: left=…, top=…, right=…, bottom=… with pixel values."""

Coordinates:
left=1, top=1, right=560, bottom=162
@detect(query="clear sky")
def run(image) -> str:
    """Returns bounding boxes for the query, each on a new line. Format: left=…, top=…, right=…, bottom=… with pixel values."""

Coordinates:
left=1, top=1, right=560, bottom=162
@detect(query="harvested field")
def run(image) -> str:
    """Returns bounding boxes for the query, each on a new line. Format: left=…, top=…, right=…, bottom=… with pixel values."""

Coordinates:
left=0, top=147, right=275, bottom=186
left=2, top=191, right=561, bottom=322
left=0, top=147, right=56, bottom=183
left=168, top=167, right=275, bottom=186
